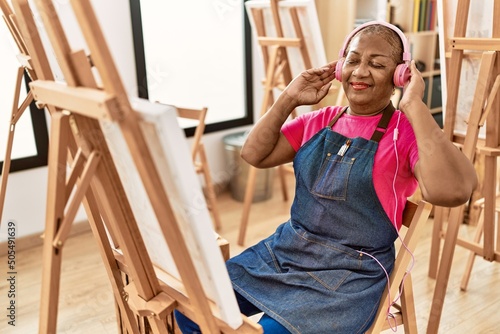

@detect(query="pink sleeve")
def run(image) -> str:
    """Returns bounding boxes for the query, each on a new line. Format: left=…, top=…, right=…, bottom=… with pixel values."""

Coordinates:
left=402, top=119, right=419, bottom=172
left=281, top=117, right=305, bottom=151
left=281, top=107, right=343, bottom=151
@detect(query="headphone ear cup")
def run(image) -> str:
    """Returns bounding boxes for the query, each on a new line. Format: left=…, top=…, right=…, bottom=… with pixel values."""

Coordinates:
left=335, top=59, right=344, bottom=81
left=393, top=63, right=411, bottom=87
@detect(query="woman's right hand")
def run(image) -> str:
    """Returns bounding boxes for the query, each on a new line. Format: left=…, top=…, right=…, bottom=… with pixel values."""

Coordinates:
left=241, top=61, right=337, bottom=168
left=282, top=61, right=337, bottom=108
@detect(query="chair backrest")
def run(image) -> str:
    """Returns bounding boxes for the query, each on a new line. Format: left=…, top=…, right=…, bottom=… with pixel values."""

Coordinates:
left=174, top=106, right=208, bottom=163
left=366, top=199, right=432, bottom=333
left=401, top=200, right=419, bottom=228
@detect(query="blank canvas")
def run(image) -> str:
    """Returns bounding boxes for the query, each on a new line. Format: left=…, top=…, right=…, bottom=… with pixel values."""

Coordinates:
left=100, top=97, right=242, bottom=329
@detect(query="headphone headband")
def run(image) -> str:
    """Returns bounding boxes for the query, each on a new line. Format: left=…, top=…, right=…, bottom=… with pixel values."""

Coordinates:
left=335, top=20, right=411, bottom=87
left=337, top=21, right=411, bottom=63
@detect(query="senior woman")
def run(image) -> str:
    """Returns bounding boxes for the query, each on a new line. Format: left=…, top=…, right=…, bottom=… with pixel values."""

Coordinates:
left=175, top=21, right=477, bottom=334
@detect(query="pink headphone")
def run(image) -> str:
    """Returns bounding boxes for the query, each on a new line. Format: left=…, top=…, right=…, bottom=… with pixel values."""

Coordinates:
left=335, top=21, right=411, bottom=88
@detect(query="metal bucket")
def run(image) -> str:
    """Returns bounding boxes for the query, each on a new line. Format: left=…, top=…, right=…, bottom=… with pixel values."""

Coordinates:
left=223, top=131, right=274, bottom=202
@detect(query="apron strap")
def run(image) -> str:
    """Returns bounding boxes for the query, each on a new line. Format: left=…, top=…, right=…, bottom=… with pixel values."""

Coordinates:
left=327, top=102, right=396, bottom=142
left=327, top=106, right=349, bottom=128
left=370, top=102, right=396, bottom=142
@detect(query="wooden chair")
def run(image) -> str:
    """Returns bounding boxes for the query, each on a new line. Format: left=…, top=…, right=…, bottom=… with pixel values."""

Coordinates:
left=174, top=106, right=222, bottom=231
left=366, top=200, right=432, bottom=333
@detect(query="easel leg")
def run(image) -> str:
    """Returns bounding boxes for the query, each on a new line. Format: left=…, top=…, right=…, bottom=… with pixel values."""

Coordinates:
left=260, top=46, right=280, bottom=118
left=238, top=165, right=258, bottom=246
left=460, top=208, right=484, bottom=291
left=0, top=120, right=15, bottom=225
left=39, top=112, right=70, bottom=334
left=0, top=66, right=32, bottom=226
left=483, top=155, right=498, bottom=260
left=427, top=206, right=465, bottom=334
left=82, top=189, right=140, bottom=334
left=428, top=206, right=446, bottom=278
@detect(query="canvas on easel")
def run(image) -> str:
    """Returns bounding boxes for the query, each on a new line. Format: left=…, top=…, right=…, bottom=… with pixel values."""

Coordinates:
left=245, top=0, right=327, bottom=79
left=244, top=0, right=328, bottom=119
left=100, top=97, right=242, bottom=328
left=11, top=0, right=264, bottom=332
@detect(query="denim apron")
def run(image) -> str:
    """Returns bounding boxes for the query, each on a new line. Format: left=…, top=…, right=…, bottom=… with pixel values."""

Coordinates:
left=227, top=103, right=398, bottom=334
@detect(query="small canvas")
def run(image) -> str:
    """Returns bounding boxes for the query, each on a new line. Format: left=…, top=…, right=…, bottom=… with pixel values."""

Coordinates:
left=100, top=97, right=242, bottom=329
left=245, top=0, right=327, bottom=76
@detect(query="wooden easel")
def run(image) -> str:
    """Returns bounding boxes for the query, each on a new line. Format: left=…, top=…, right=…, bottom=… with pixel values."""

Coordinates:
left=12, top=0, right=263, bottom=333
left=238, top=0, right=326, bottom=245
left=1, top=2, right=132, bottom=331
left=0, top=0, right=38, bottom=226
left=426, top=0, right=500, bottom=332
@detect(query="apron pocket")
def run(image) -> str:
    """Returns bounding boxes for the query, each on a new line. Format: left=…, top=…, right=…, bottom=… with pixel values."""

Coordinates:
left=307, top=269, right=353, bottom=292
left=312, top=154, right=355, bottom=200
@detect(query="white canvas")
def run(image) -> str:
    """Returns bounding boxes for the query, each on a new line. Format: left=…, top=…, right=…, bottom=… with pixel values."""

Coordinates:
left=100, top=97, right=242, bottom=329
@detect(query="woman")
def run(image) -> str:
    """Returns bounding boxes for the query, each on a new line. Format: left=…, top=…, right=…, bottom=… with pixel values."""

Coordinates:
left=175, top=22, right=477, bottom=334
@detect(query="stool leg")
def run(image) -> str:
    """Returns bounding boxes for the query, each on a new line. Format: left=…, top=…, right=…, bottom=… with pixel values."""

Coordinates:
left=428, top=207, right=446, bottom=278
left=198, top=144, right=222, bottom=231
left=401, top=275, right=418, bottom=334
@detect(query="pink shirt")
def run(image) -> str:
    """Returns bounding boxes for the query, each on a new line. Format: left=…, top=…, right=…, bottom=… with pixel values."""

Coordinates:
left=282, top=106, right=419, bottom=230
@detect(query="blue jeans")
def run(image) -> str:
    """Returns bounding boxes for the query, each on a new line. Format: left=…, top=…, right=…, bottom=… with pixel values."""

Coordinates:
left=174, top=290, right=291, bottom=333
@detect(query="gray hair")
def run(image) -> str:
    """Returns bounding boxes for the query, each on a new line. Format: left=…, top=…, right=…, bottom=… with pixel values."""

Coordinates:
left=345, top=24, right=404, bottom=64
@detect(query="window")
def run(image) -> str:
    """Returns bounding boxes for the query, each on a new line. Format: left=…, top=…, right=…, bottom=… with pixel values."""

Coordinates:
left=129, top=0, right=254, bottom=136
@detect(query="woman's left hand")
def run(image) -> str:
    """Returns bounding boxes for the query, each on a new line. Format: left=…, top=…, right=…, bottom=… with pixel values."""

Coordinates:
left=398, top=60, right=425, bottom=113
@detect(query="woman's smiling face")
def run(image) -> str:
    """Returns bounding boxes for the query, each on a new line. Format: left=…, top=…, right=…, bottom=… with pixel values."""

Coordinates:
left=341, top=32, right=398, bottom=115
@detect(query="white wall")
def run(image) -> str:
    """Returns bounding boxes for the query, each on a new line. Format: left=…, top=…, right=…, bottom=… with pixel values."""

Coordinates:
left=0, top=0, right=262, bottom=240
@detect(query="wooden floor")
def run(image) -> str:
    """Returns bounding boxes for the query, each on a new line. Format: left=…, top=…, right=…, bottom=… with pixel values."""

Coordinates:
left=1, top=176, right=499, bottom=333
